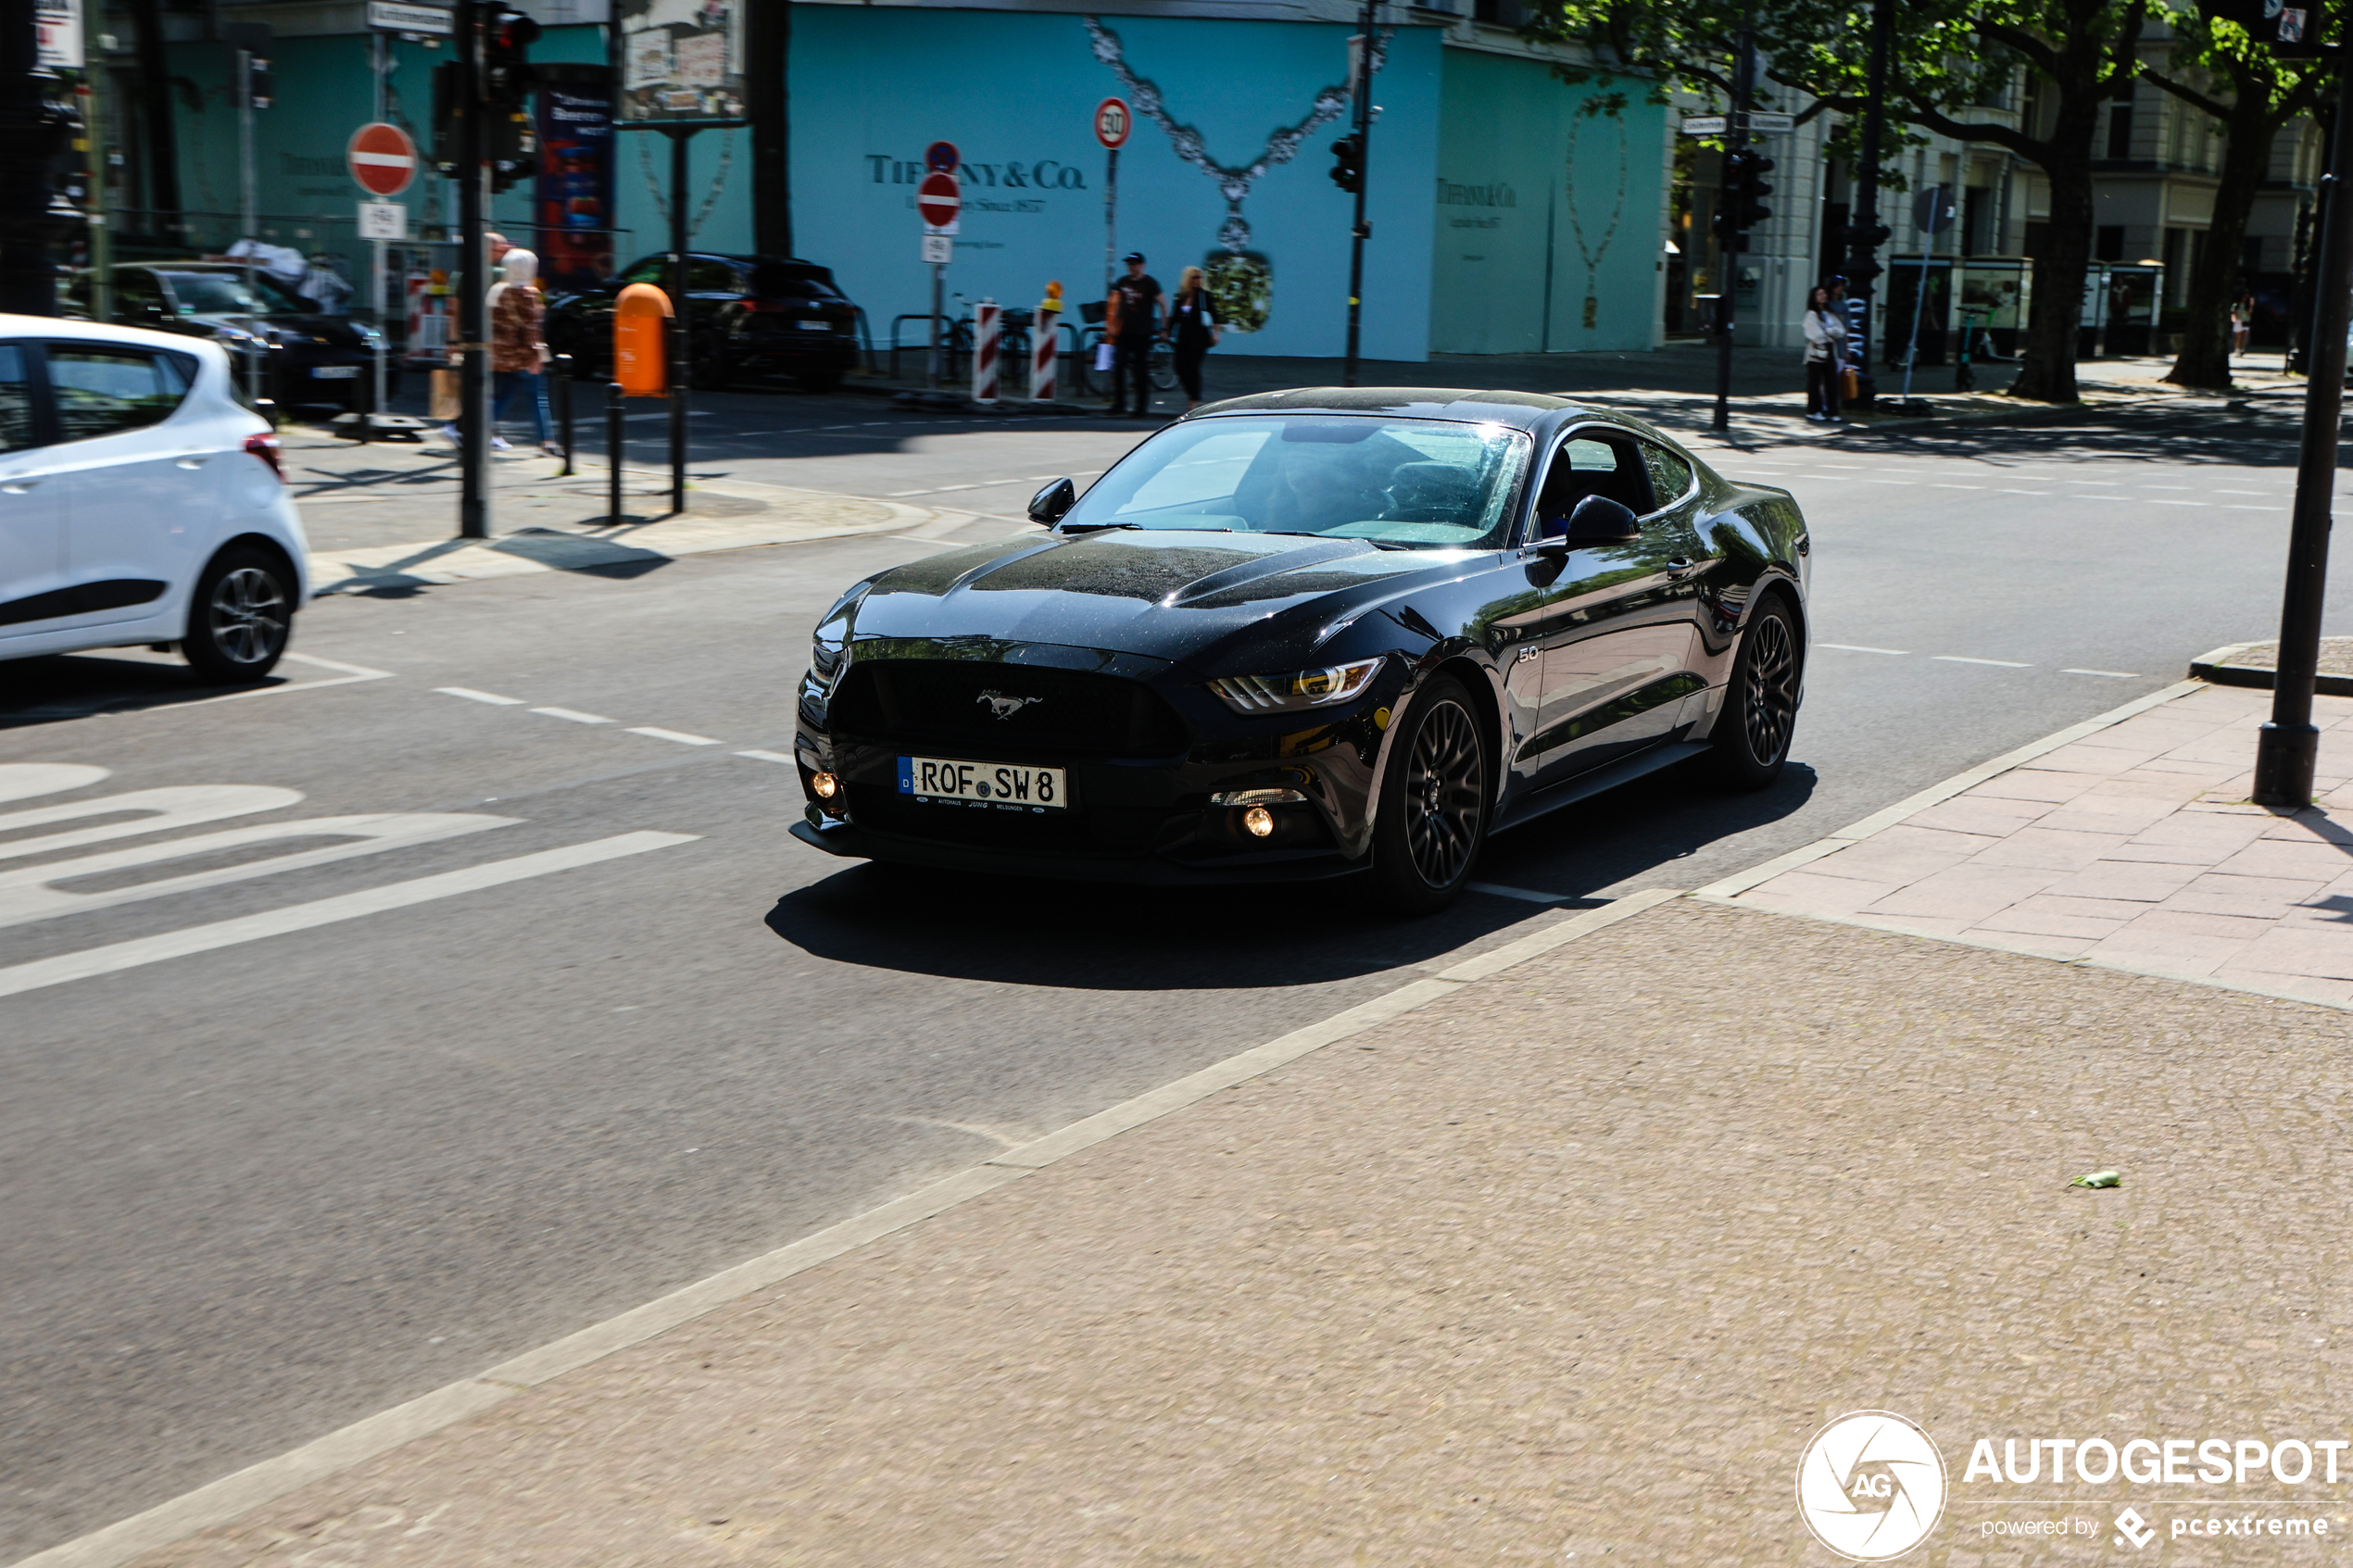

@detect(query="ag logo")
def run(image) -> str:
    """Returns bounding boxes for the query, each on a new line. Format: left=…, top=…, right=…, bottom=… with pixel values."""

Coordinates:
left=1795, top=1411, right=1946, bottom=1561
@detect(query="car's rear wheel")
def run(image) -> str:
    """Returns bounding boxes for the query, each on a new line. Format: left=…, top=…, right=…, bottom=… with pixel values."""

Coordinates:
left=183, top=546, right=293, bottom=684
left=1713, top=593, right=1801, bottom=789
left=1369, top=676, right=1488, bottom=914
left=797, top=368, right=845, bottom=394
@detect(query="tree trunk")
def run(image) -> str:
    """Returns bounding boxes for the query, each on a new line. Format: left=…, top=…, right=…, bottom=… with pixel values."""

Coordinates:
left=747, top=0, right=790, bottom=258
left=2166, top=97, right=2276, bottom=390
left=2014, top=154, right=2094, bottom=401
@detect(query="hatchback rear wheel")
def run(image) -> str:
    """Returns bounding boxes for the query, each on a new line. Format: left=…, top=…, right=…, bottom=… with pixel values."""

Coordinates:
left=183, top=546, right=293, bottom=684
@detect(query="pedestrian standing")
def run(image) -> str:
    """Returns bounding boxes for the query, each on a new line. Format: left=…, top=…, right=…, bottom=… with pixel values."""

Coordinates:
left=488, top=248, right=554, bottom=454
left=1104, top=251, right=1164, bottom=418
left=1803, top=283, right=1846, bottom=423
left=2232, top=292, right=2253, bottom=357
left=1168, top=266, right=1220, bottom=411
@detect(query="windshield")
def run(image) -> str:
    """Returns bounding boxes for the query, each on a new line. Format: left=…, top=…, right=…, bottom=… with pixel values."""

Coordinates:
left=1061, top=415, right=1531, bottom=548
left=156, top=270, right=307, bottom=316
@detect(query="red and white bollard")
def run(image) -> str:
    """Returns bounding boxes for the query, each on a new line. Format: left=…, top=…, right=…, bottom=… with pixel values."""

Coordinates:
left=971, top=298, right=1000, bottom=405
left=1031, top=299, right=1060, bottom=403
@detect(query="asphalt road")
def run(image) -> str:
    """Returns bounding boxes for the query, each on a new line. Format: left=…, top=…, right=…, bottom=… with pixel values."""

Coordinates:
left=4, top=389, right=2347, bottom=1561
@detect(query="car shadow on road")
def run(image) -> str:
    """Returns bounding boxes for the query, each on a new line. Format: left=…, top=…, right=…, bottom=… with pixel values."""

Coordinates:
left=0, top=653, right=290, bottom=728
left=761, top=758, right=1819, bottom=988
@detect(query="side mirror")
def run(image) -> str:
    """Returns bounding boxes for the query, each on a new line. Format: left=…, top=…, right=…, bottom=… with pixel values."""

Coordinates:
left=1028, top=476, right=1076, bottom=525
left=1563, top=495, right=1640, bottom=545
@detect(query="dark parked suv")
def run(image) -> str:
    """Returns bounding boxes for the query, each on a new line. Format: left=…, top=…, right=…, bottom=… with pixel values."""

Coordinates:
left=544, top=252, right=860, bottom=392
left=65, top=263, right=394, bottom=412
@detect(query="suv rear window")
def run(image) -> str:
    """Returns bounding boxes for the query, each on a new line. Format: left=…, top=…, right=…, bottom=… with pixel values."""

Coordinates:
left=749, top=264, right=841, bottom=300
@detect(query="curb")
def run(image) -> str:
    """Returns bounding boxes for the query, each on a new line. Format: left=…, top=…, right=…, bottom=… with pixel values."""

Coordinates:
left=9, top=888, right=1682, bottom=1568
left=2187, top=641, right=2353, bottom=697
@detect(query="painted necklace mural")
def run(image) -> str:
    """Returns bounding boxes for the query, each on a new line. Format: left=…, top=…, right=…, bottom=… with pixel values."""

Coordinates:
left=1563, top=111, right=1630, bottom=332
left=1082, top=16, right=1386, bottom=332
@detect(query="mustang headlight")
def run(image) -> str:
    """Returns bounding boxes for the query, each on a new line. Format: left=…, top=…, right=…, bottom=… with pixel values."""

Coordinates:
left=1207, top=657, right=1382, bottom=714
left=810, top=633, right=844, bottom=679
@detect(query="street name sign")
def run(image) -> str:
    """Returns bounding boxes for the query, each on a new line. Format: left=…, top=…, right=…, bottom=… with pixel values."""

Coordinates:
left=365, top=0, right=452, bottom=33
left=347, top=122, right=419, bottom=196
left=1680, top=115, right=1726, bottom=135
left=1680, top=111, right=1795, bottom=136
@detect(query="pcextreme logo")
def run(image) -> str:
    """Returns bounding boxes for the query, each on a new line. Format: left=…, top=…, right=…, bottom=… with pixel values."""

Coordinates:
left=1796, top=1411, right=1949, bottom=1562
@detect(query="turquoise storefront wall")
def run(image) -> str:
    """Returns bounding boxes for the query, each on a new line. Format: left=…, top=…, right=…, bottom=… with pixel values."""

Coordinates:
left=790, top=8, right=1441, bottom=361
left=1428, top=47, right=1665, bottom=355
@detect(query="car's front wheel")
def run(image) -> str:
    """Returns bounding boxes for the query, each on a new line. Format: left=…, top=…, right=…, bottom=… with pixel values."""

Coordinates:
left=183, top=546, right=293, bottom=684
left=1713, top=593, right=1801, bottom=789
left=1369, top=676, right=1489, bottom=914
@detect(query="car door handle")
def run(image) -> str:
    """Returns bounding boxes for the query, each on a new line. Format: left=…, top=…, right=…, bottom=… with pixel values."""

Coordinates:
left=176, top=457, right=209, bottom=469
left=0, top=479, right=37, bottom=494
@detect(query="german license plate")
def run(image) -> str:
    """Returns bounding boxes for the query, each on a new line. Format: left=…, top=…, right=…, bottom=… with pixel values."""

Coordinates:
left=899, top=755, right=1066, bottom=810
left=796, top=320, right=832, bottom=332
left=311, top=365, right=359, bottom=379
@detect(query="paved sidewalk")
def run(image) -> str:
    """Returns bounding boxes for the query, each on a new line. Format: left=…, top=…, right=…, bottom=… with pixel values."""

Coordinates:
left=279, top=431, right=934, bottom=594
left=1728, top=680, right=2353, bottom=1007
left=63, top=891, right=2353, bottom=1568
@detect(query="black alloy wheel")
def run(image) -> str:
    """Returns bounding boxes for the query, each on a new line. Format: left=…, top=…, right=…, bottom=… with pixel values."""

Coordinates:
left=1714, top=594, right=1800, bottom=789
left=183, top=546, right=293, bottom=684
left=1370, top=676, right=1489, bottom=914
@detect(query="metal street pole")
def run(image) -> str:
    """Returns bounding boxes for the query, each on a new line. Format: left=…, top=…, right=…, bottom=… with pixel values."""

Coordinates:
left=457, top=0, right=490, bottom=539
left=1712, top=27, right=1754, bottom=433
left=82, top=34, right=110, bottom=323
left=238, top=47, right=260, bottom=406
left=667, top=125, right=688, bottom=516
left=1341, top=0, right=1375, bottom=388
left=1843, top=0, right=1894, bottom=406
left=928, top=261, right=943, bottom=388
left=370, top=29, right=387, bottom=420
left=2252, top=58, right=2353, bottom=808
left=1103, top=145, right=1117, bottom=295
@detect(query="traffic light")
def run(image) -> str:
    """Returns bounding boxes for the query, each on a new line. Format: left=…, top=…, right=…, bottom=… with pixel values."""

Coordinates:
left=1328, top=134, right=1364, bottom=194
left=1717, top=148, right=1774, bottom=235
left=1843, top=216, right=1894, bottom=285
left=484, top=7, right=541, bottom=192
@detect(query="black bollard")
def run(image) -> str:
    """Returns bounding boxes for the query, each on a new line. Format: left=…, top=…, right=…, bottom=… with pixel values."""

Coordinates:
left=608, top=381, right=625, bottom=526
left=552, top=356, right=574, bottom=476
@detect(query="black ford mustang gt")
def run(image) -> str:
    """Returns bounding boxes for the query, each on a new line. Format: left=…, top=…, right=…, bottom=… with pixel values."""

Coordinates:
left=791, top=389, right=1809, bottom=912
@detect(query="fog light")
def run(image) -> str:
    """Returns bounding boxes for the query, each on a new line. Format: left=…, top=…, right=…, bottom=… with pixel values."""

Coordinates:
left=1242, top=805, right=1275, bottom=838
left=812, top=771, right=839, bottom=799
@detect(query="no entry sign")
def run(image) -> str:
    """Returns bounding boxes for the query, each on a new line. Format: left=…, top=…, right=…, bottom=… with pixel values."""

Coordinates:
left=917, top=170, right=961, bottom=229
left=346, top=122, right=418, bottom=197
left=1094, top=97, right=1131, bottom=150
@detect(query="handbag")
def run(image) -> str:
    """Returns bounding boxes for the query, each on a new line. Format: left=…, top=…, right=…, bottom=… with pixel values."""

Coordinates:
left=1093, top=341, right=1116, bottom=372
left=429, top=368, right=460, bottom=420
left=1840, top=366, right=1860, bottom=401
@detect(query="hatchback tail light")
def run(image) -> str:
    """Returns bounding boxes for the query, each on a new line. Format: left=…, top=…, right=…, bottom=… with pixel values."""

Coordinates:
left=244, top=432, right=283, bottom=482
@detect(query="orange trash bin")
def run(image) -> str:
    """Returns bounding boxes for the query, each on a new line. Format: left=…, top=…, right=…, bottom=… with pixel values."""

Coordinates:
left=613, top=282, right=671, bottom=396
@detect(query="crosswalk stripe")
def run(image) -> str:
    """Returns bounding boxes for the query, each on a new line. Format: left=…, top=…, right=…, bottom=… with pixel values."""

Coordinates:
left=0, top=832, right=698, bottom=1000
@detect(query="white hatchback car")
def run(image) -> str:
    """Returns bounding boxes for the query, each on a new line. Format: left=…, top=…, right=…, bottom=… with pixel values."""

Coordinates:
left=1, top=314, right=308, bottom=684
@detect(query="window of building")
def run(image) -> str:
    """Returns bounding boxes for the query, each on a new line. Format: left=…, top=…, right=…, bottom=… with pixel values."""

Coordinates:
left=2108, top=105, right=2135, bottom=160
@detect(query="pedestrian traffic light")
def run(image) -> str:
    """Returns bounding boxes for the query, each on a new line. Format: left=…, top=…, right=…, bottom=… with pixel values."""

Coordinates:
left=1328, top=134, right=1364, bottom=194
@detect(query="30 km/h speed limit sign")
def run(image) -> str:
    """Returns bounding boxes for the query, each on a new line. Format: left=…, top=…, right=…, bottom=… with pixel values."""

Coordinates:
left=1094, top=97, right=1131, bottom=150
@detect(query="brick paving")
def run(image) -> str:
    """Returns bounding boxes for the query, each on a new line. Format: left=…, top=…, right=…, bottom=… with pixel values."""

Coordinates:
left=105, top=894, right=2353, bottom=1568
left=1736, top=683, right=2353, bottom=1008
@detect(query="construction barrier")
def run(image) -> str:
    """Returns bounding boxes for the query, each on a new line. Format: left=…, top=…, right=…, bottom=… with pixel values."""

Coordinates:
left=1032, top=283, right=1062, bottom=403
left=971, top=297, right=1000, bottom=405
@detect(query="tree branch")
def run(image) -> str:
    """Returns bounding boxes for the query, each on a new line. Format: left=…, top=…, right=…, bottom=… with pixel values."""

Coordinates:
left=1899, top=90, right=2046, bottom=160
left=2142, top=64, right=2231, bottom=121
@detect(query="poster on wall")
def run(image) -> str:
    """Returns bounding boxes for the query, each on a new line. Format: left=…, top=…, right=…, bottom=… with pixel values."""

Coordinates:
left=537, top=75, right=617, bottom=292
left=35, top=0, right=83, bottom=69
left=616, top=0, right=744, bottom=123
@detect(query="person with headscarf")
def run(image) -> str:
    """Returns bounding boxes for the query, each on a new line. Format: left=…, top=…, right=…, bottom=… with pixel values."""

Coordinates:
left=487, top=247, right=553, bottom=453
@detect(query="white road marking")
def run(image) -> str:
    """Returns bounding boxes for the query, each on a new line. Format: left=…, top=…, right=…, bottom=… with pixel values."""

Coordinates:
left=1818, top=643, right=1909, bottom=655
left=435, top=686, right=524, bottom=706
left=2143, top=484, right=2192, bottom=490
left=2073, top=495, right=2132, bottom=501
left=0, top=763, right=110, bottom=805
left=1931, top=483, right=1984, bottom=489
left=2146, top=499, right=2201, bottom=507
left=0, top=832, right=696, bottom=1001
left=2063, top=669, right=2141, bottom=678
left=1466, top=882, right=1570, bottom=904
left=627, top=726, right=722, bottom=746
left=0, top=784, right=302, bottom=863
left=736, top=749, right=798, bottom=764
left=1997, top=489, right=2053, bottom=495
left=530, top=707, right=614, bottom=725
left=1935, top=656, right=2032, bottom=668
left=177, top=653, right=396, bottom=709
left=2215, top=488, right=2272, bottom=495
left=2226, top=505, right=2284, bottom=511
left=0, top=812, right=515, bottom=930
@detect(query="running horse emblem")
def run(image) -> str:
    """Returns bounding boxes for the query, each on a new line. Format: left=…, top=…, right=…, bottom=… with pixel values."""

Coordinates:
left=975, top=690, right=1042, bottom=720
